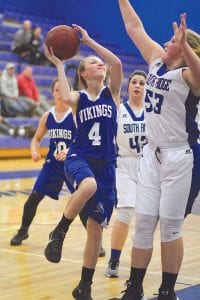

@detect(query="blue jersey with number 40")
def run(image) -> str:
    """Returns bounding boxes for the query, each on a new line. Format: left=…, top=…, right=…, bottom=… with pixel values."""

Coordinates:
left=46, top=106, right=76, bottom=163
left=68, top=87, right=118, bottom=162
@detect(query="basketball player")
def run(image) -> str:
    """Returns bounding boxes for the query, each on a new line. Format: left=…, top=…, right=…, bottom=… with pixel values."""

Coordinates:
left=43, top=24, right=122, bottom=299
left=9, top=78, right=106, bottom=257
left=9, top=78, right=76, bottom=245
left=116, top=1, right=200, bottom=299
left=105, top=70, right=147, bottom=278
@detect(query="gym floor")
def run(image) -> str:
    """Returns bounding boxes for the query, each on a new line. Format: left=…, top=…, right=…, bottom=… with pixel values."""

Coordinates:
left=0, top=158, right=199, bottom=300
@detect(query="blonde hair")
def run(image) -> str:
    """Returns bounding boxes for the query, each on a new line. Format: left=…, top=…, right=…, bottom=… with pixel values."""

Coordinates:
left=187, top=29, right=200, bottom=58
left=77, top=55, right=102, bottom=89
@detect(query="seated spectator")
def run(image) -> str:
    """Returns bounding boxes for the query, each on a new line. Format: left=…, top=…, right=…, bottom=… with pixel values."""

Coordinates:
left=0, top=104, right=36, bottom=138
left=0, top=63, right=36, bottom=117
left=11, top=20, right=33, bottom=59
left=17, top=66, right=51, bottom=116
left=28, top=26, right=47, bottom=65
left=0, top=116, right=36, bottom=138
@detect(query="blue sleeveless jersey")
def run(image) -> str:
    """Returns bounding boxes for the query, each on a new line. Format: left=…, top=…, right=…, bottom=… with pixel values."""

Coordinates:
left=33, top=106, right=76, bottom=199
left=68, top=87, right=118, bottom=161
left=46, top=107, right=76, bottom=164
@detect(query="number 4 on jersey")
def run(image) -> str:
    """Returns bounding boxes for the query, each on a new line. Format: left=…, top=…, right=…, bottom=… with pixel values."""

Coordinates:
left=88, top=122, right=101, bottom=145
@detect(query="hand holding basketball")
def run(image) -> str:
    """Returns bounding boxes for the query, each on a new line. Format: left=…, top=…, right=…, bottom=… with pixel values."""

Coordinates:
left=72, top=24, right=90, bottom=44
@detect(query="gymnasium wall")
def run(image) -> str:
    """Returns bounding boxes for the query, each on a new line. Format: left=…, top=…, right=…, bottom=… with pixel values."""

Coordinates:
left=0, top=0, right=199, bottom=56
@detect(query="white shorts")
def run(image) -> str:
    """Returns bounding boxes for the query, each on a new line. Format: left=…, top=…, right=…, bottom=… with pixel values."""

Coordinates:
left=136, top=144, right=193, bottom=219
left=116, top=155, right=141, bottom=208
left=186, top=143, right=200, bottom=216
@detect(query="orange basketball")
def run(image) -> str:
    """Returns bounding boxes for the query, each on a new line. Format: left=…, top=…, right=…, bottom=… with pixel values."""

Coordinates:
left=45, top=25, right=80, bottom=60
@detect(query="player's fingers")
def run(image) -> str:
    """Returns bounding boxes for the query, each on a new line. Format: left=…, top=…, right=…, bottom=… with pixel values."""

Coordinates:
left=172, top=22, right=178, bottom=34
left=180, top=13, right=186, bottom=28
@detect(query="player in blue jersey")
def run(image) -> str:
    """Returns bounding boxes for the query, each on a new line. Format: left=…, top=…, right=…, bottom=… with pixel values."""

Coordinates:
left=10, top=77, right=106, bottom=256
left=9, top=78, right=76, bottom=246
left=44, top=24, right=122, bottom=299
left=117, top=1, right=200, bottom=300
left=105, top=70, right=147, bottom=278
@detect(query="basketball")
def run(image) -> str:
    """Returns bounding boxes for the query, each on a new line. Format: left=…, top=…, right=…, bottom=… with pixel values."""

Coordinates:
left=45, top=25, right=80, bottom=60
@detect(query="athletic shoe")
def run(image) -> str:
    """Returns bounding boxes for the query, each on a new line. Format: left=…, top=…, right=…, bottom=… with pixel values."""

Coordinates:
left=120, top=280, right=147, bottom=300
left=105, top=259, right=119, bottom=278
left=72, top=280, right=93, bottom=300
left=99, top=245, right=106, bottom=257
left=44, top=228, right=66, bottom=263
left=10, top=227, right=29, bottom=245
left=157, top=288, right=179, bottom=300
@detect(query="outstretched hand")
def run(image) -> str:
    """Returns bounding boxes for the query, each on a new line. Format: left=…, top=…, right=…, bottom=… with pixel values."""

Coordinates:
left=44, top=44, right=63, bottom=66
left=173, top=13, right=187, bottom=47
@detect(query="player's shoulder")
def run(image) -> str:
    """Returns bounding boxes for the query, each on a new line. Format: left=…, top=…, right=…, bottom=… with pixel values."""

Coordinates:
left=40, top=107, right=54, bottom=123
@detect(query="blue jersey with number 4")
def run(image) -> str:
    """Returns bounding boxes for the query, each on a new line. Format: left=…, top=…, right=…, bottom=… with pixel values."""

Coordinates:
left=68, top=87, right=118, bottom=161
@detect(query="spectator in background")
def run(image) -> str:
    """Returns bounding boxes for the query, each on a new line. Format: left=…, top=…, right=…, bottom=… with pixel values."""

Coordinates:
left=18, top=65, right=51, bottom=116
left=11, top=20, right=32, bottom=59
left=0, top=102, right=36, bottom=138
left=28, top=26, right=47, bottom=65
left=0, top=63, right=36, bottom=117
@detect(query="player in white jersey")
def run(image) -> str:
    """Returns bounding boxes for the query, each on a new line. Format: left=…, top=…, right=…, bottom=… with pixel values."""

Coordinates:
left=105, top=70, right=147, bottom=278
left=117, top=1, right=200, bottom=300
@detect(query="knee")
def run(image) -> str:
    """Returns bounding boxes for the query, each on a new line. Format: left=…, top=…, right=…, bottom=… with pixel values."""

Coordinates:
left=116, top=207, right=134, bottom=225
left=160, top=217, right=184, bottom=242
left=80, top=177, right=97, bottom=199
left=133, top=214, right=159, bottom=249
left=24, top=191, right=44, bottom=208
left=87, top=218, right=102, bottom=237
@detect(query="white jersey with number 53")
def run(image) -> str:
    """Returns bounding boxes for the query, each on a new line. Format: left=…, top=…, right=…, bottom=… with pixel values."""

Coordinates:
left=145, top=58, right=200, bottom=147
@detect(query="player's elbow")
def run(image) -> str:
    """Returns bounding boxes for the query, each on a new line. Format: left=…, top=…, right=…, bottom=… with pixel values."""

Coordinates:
left=125, top=24, right=139, bottom=40
left=115, top=58, right=122, bottom=68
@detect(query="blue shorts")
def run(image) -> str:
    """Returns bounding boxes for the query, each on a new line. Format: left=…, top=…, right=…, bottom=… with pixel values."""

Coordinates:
left=33, top=160, right=75, bottom=200
left=64, top=156, right=116, bottom=226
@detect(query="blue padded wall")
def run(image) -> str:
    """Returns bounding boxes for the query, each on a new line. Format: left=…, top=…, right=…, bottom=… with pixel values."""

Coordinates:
left=0, top=0, right=199, bottom=55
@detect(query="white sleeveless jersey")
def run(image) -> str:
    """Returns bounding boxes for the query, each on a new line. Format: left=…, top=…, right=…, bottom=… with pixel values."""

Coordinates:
left=145, top=58, right=200, bottom=147
left=117, top=101, right=147, bottom=157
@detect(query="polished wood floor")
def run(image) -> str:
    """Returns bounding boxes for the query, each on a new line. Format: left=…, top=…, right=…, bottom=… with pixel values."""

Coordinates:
left=0, top=158, right=200, bottom=300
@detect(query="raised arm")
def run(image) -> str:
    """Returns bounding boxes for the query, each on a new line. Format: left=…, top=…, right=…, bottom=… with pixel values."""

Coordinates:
left=44, top=45, right=79, bottom=108
left=73, top=24, right=123, bottom=107
left=175, top=14, right=200, bottom=96
left=118, top=0, right=164, bottom=65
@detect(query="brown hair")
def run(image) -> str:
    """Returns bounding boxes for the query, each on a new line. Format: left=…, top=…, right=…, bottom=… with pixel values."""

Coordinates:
left=51, top=78, right=59, bottom=92
left=127, top=69, right=147, bottom=94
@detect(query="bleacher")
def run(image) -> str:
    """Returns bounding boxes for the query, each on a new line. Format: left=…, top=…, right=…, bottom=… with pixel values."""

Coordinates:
left=0, top=9, right=147, bottom=158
